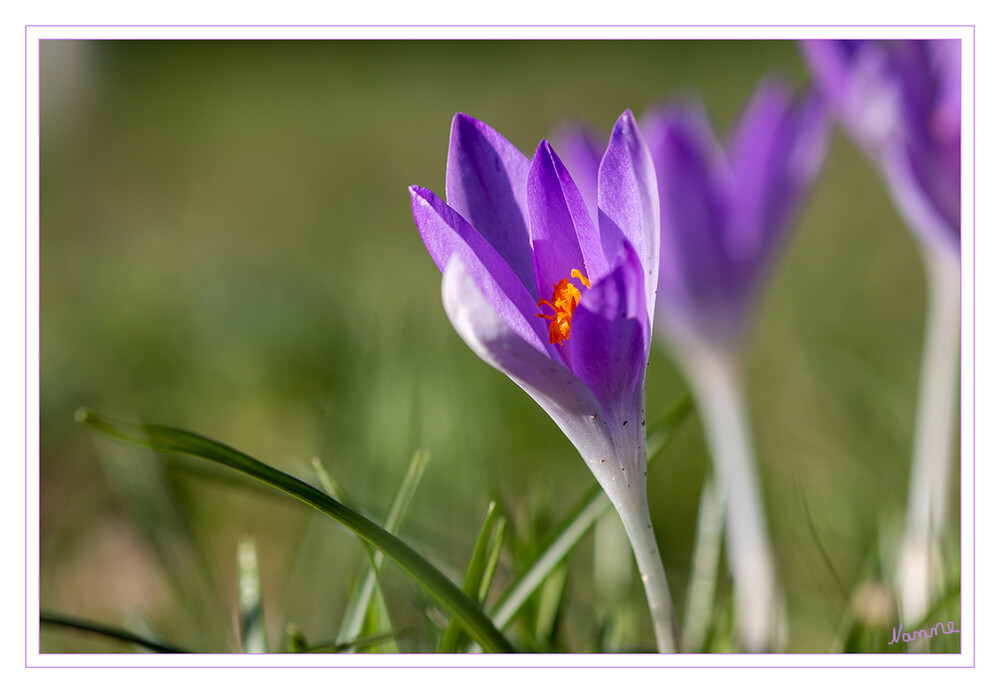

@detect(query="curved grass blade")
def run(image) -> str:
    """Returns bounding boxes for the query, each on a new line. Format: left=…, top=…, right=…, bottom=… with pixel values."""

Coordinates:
left=309, top=456, right=396, bottom=647
left=438, top=501, right=501, bottom=653
left=76, top=408, right=515, bottom=654
left=489, top=394, right=692, bottom=630
left=332, top=450, right=429, bottom=649
left=40, top=611, right=189, bottom=653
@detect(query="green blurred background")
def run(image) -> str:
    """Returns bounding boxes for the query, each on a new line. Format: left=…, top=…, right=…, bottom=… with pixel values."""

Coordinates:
left=39, top=40, right=959, bottom=653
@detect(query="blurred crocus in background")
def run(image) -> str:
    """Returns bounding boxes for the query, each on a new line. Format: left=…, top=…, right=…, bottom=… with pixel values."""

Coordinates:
left=410, top=111, right=679, bottom=652
left=559, top=80, right=828, bottom=651
left=802, top=39, right=961, bottom=628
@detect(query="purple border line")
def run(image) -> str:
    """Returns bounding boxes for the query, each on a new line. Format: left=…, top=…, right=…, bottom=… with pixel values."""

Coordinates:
left=22, top=23, right=977, bottom=27
left=25, top=27, right=974, bottom=668
left=970, top=23, right=975, bottom=669
left=24, top=21, right=29, bottom=671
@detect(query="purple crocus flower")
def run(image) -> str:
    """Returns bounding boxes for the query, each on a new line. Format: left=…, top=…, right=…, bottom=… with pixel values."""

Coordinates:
left=409, top=111, right=677, bottom=652
left=646, top=82, right=828, bottom=350
left=558, top=81, right=827, bottom=651
left=803, top=39, right=962, bottom=627
left=558, top=82, right=827, bottom=349
left=802, top=39, right=960, bottom=256
left=649, top=82, right=827, bottom=651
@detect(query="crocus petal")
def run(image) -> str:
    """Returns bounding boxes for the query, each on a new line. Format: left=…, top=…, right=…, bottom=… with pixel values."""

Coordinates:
left=881, top=143, right=960, bottom=256
left=802, top=40, right=961, bottom=256
left=801, top=40, right=898, bottom=155
left=571, top=240, right=649, bottom=416
left=800, top=40, right=856, bottom=108
left=728, top=82, right=829, bottom=271
left=931, top=40, right=961, bottom=139
left=410, top=185, right=549, bottom=351
left=598, top=110, right=660, bottom=324
left=441, top=256, right=617, bottom=467
left=446, top=113, right=536, bottom=293
left=527, top=140, right=609, bottom=303
left=644, top=103, right=737, bottom=340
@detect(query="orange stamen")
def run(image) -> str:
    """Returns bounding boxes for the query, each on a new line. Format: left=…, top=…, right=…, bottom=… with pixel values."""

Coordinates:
left=535, top=269, right=591, bottom=345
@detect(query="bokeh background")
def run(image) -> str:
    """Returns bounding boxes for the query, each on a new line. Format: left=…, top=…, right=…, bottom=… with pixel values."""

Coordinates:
left=39, top=40, right=960, bottom=653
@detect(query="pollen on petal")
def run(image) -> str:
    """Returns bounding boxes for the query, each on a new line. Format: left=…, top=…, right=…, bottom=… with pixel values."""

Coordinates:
left=536, top=269, right=590, bottom=345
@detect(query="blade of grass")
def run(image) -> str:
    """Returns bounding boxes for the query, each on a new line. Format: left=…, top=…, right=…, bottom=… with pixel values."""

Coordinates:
left=284, top=623, right=309, bottom=653
left=309, top=456, right=397, bottom=650
left=237, top=536, right=268, bottom=653
left=305, top=628, right=411, bottom=653
left=438, top=501, right=501, bottom=653
left=76, top=408, right=515, bottom=654
left=479, top=517, right=507, bottom=605
left=682, top=476, right=724, bottom=653
left=534, top=562, right=568, bottom=647
left=311, top=457, right=393, bottom=649
left=40, top=611, right=189, bottom=653
left=333, top=450, right=429, bottom=649
left=489, top=394, right=692, bottom=630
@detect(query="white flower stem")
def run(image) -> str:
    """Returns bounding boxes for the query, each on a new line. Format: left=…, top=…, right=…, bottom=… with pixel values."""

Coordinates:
left=678, top=345, right=782, bottom=652
left=615, top=495, right=680, bottom=653
left=897, top=248, right=960, bottom=626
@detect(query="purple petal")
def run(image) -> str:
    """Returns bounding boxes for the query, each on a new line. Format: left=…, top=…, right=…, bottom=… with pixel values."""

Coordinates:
left=598, top=110, right=660, bottom=323
left=446, top=113, right=536, bottom=293
left=931, top=40, right=961, bottom=140
left=527, top=140, right=609, bottom=305
left=886, top=40, right=961, bottom=249
left=882, top=142, right=960, bottom=256
left=728, top=81, right=828, bottom=268
left=802, top=40, right=899, bottom=155
left=570, top=241, right=649, bottom=424
left=552, top=123, right=605, bottom=224
left=410, top=185, right=549, bottom=351
left=644, top=102, right=740, bottom=337
left=800, top=40, right=857, bottom=112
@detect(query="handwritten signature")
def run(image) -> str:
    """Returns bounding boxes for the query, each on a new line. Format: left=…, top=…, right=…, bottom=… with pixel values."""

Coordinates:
left=889, top=621, right=960, bottom=646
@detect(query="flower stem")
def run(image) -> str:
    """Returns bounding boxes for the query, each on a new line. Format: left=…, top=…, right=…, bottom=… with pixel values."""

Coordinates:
left=616, top=496, right=680, bottom=653
left=897, top=248, right=960, bottom=626
left=678, top=345, right=783, bottom=652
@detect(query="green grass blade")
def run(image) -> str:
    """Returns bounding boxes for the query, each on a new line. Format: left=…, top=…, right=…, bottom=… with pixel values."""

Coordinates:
left=76, top=408, right=515, bottom=653
left=534, top=562, right=569, bottom=646
left=438, top=501, right=500, bottom=653
left=335, top=450, right=429, bottom=648
left=491, top=484, right=608, bottom=630
left=681, top=476, right=724, bottom=653
left=237, top=536, right=268, bottom=653
left=311, top=454, right=397, bottom=649
left=305, top=628, right=411, bottom=653
left=479, top=517, right=507, bottom=605
left=489, top=394, right=692, bottom=630
left=40, top=611, right=190, bottom=653
left=284, top=623, right=309, bottom=653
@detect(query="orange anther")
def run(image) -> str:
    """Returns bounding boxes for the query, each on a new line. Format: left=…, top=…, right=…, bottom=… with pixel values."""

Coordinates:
left=536, top=269, right=590, bottom=345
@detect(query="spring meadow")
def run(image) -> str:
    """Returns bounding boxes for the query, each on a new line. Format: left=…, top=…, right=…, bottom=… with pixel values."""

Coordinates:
left=37, top=38, right=966, bottom=657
